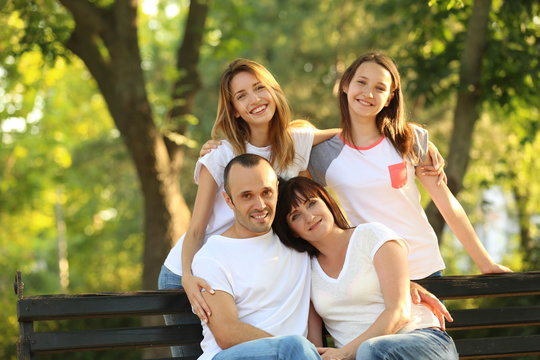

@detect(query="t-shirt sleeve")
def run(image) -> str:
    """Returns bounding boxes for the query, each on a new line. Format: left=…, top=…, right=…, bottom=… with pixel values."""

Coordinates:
left=355, top=222, right=410, bottom=260
left=411, top=125, right=429, bottom=166
left=192, top=253, right=234, bottom=296
left=193, top=141, right=235, bottom=187
left=289, top=126, right=315, bottom=171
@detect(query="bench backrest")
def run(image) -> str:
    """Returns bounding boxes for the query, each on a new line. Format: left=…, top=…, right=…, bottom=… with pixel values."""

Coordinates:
left=16, top=271, right=540, bottom=359
left=417, top=272, right=540, bottom=359
left=15, top=272, right=203, bottom=359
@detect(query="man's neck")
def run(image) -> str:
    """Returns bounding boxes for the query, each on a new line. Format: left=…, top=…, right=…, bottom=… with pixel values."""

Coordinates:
left=221, top=223, right=270, bottom=239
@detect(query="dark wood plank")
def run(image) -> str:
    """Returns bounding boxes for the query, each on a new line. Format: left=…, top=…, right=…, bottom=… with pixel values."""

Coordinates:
left=447, top=306, right=540, bottom=330
left=30, top=324, right=203, bottom=354
left=455, top=334, right=540, bottom=359
left=17, top=291, right=195, bottom=321
left=416, top=272, right=540, bottom=299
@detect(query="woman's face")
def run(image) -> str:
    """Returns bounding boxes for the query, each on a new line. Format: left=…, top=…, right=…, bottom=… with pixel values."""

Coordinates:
left=286, top=195, right=334, bottom=244
left=230, top=71, right=276, bottom=131
left=343, top=61, right=393, bottom=121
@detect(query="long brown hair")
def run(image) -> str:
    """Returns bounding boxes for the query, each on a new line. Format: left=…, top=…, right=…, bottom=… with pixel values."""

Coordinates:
left=273, top=176, right=350, bottom=257
left=211, top=58, right=296, bottom=172
left=339, top=52, right=420, bottom=163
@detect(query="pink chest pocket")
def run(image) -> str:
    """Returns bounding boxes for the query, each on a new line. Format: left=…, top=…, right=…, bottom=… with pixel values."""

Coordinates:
left=388, top=161, right=408, bottom=189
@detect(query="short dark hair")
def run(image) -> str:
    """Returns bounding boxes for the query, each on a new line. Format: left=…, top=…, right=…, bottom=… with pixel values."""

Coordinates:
left=273, top=176, right=350, bottom=257
left=223, top=154, right=272, bottom=197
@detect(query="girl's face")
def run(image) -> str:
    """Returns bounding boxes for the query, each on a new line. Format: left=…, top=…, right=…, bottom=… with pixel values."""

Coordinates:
left=343, top=61, right=393, bottom=121
left=230, top=71, right=276, bottom=130
left=286, top=195, right=334, bottom=243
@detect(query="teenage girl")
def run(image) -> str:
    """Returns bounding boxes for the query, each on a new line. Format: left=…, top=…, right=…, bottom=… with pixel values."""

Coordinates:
left=307, top=52, right=511, bottom=280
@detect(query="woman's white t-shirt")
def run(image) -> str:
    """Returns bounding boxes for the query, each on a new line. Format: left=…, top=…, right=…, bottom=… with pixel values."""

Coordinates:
left=311, top=223, right=440, bottom=348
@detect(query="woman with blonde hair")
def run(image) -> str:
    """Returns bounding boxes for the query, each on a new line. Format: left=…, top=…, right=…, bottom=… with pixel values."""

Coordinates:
left=158, top=59, right=339, bottom=357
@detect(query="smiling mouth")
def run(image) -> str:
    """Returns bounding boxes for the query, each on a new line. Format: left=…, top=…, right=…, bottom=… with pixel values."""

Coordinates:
left=251, top=212, right=269, bottom=222
left=309, top=219, right=322, bottom=231
left=250, top=105, right=267, bottom=114
left=356, top=98, right=373, bottom=106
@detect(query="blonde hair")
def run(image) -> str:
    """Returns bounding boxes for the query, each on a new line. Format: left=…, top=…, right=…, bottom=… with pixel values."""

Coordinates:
left=338, top=52, right=419, bottom=163
left=211, top=58, right=295, bottom=172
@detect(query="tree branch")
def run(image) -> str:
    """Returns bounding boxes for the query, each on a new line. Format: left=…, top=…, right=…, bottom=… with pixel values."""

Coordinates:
left=58, top=0, right=110, bottom=34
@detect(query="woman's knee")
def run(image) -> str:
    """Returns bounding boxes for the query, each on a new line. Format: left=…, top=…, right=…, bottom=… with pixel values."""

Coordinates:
left=356, top=340, right=377, bottom=360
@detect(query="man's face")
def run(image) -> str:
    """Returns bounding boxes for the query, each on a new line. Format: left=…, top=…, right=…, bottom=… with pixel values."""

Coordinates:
left=224, top=161, right=278, bottom=238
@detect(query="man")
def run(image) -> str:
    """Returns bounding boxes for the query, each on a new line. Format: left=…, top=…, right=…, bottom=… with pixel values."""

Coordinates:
left=191, top=154, right=320, bottom=360
left=192, top=153, right=451, bottom=359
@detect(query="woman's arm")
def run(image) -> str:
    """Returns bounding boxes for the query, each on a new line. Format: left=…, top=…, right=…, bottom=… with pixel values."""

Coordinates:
left=289, top=119, right=339, bottom=146
left=416, top=160, right=512, bottom=274
left=181, top=166, right=219, bottom=322
left=319, top=240, right=411, bottom=360
left=307, top=301, right=324, bottom=347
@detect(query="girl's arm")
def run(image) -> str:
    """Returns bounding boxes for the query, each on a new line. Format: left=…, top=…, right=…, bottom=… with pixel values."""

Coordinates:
left=319, top=240, right=411, bottom=360
left=416, top=159, right=512, bottom=274
left=307, top=301, right=324, bottom=347
left=289, top=119, right=339, bottom=146
left=181, top=165, right=219, bottom=323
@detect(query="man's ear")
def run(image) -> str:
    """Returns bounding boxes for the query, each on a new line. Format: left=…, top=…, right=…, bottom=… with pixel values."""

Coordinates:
left=223, top=191, right=234, bottom=209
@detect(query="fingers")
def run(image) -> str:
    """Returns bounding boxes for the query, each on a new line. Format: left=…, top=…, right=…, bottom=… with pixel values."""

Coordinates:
left=410, top=287, right=421, bottom=304
left=438, top=171, right=448, bottom=186
left=199, top=140, right=222, bottom=158
left=482, top=263, right=513, bottom=274
left=183, top=276, right=216, bottom=323
left=436, top=310, right=446, bottom=331
left=189, top=291, right=209, bottom=324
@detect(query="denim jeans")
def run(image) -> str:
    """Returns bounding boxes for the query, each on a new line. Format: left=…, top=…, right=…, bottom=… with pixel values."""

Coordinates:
left=212, top=335, right=321, bottom=360
left=158, top=265, right=186, bottom=357
left=355, top=328, right=458, bottom=360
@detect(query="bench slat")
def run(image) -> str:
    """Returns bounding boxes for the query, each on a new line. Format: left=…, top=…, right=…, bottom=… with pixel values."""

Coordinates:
left=455, top=334, right=540, bottom=359
left=28, top=324, right=203, bottom=354
left=17, top=291, right=194, bottom=321
left=447, top=306, right=540, bottom=330
left=416, top=272, right=540, bottom=299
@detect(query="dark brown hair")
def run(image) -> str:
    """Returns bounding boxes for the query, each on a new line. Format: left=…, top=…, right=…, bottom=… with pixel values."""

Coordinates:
left=273, top=176, right=350, bottom=257
left=339, top=52, right=420, bottom=163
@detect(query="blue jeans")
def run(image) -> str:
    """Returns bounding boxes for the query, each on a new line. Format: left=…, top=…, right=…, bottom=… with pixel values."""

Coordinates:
left=158, top=265, right=185, bottom=357
left=355, top=328, right=458, bottom=360
left=213, top=335, right=321, bottom=360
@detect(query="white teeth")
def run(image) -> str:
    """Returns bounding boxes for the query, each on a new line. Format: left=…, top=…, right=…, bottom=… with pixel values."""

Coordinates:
left=253, top=214, right=266, bottom=219
left=251, top=105, right=266, bottom=114
left=358, top=99, right=371, bottom=106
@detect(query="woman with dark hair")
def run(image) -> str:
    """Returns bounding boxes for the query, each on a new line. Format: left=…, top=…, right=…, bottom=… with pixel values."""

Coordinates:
left=274, top=176, right=458, bottom=360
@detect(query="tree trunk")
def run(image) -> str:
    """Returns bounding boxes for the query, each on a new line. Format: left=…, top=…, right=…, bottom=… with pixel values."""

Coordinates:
left=425, top=0, right=492, bottom=240
left=58, top=0, right=208, bottom=293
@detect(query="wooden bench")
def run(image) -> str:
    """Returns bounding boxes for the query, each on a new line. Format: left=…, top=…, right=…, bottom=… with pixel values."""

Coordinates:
left=15, top=270, right=540, bottom=359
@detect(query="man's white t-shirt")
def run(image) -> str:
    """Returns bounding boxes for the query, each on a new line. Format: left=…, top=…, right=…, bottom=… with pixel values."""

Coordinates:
left=164, top=127, right=314, bottom=275
left=311, top=223, right=440, bottom=348
left=308, top=127, right=445, bottom=279
left=192, top=230, right=311, bottom=360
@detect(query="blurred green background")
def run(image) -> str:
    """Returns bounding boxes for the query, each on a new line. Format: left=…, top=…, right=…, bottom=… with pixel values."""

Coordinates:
left=1, top=0, right=539, bottom=358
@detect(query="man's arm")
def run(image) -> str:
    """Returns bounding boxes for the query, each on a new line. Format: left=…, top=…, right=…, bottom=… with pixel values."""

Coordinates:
left=202, top=290, right=272, bottom=349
